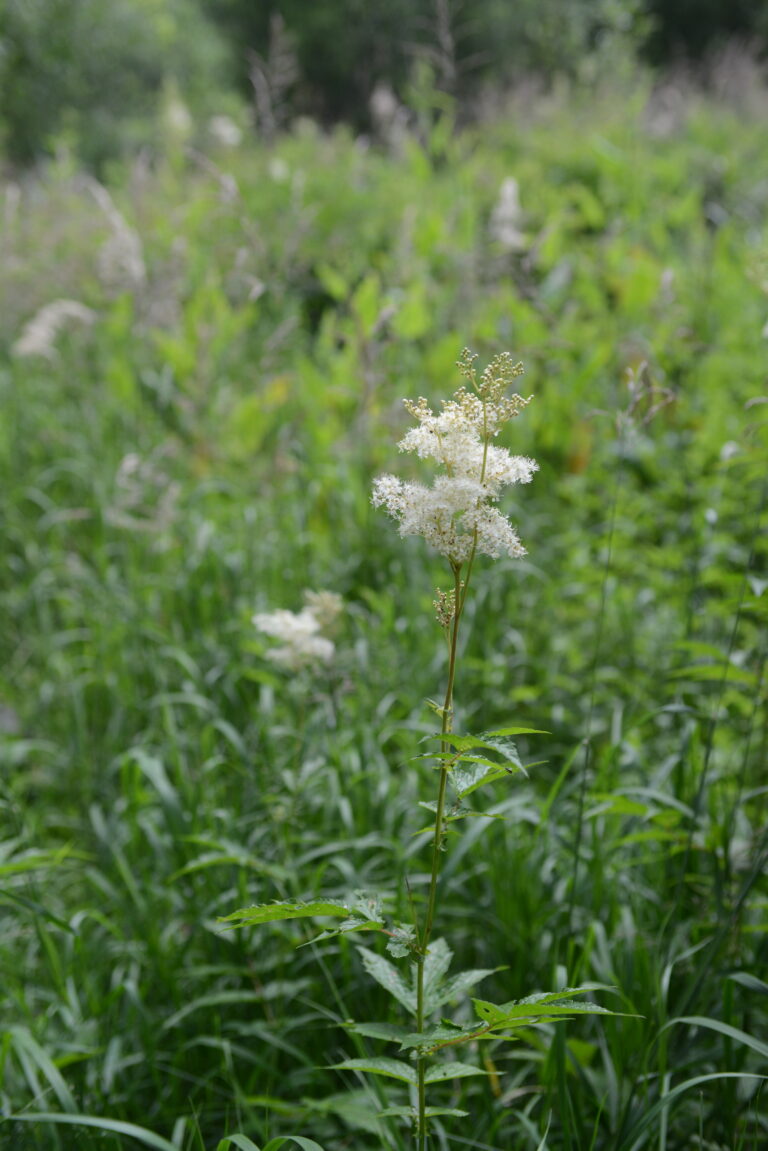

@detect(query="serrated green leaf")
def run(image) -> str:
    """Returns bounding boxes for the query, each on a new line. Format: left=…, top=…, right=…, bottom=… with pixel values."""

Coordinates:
left=386, top=925, right=417, bottom=958
left=451, top=755, right=519, bottom=770
left=344, top=1021, right=411, bottom=1043
left=422, top=937, right=453, bottom=1009
left=477, top=737, right=523, bottom=763
left=399, top=1022, right=470, bottom=1051
left=301, top=916, right=384, bottom=947
left=349, top=891, right=385, bottom=922
left=428, top=734, right=504, bottom=753
left=329, top=1057, right=417, bottom=1085
left=507, top=987, right=594, bottom=1006
left=436, top=967, right=502, bottom=1007
left=219, top=900, right=353, bottom=928
left=472, top=988, right=620, bottom=1028
left=472, top=989, right=617, bottom=1026
left=453, top=764, right=520, bottom=799
left=423, top=1061, right=487, bottom=1083
left=427, top=735, right=527, bottom=769
left=358, top=946, right=415, bottom=1014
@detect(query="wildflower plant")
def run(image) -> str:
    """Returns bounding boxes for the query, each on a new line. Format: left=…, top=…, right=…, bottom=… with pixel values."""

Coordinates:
left=223, top=351, right=622, bottom=1148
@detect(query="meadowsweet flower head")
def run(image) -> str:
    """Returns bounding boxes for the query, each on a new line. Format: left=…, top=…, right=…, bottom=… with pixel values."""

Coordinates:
left=253, top=592, right=342, bottom=672
left=372, top=350, right=537, bottom=565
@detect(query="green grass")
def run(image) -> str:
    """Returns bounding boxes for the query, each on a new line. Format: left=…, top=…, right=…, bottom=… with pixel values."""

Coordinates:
left=1, top=78, right=766, bottom=1149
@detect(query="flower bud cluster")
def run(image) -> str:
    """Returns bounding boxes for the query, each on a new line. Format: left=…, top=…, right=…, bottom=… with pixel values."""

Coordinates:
left=433, top=587, right=457, bottom=629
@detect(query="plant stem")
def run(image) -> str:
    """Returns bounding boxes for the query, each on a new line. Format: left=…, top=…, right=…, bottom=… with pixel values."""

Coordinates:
left=416, top=561, right=465, bottom=1150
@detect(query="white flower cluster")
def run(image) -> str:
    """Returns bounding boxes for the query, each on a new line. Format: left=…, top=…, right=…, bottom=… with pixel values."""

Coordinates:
left=372, top=351, right=537, bottom=565
left=253, top=591, right=343, bottom=672
left=12, top=299, right=96, bottom=360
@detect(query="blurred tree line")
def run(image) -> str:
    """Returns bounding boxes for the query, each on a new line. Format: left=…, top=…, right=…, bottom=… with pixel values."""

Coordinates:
left=1, top=0, right=767, bottom=167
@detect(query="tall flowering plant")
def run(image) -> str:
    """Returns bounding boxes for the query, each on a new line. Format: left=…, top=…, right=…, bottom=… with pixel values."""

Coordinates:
left=224, top=351, right=621, bottom=1149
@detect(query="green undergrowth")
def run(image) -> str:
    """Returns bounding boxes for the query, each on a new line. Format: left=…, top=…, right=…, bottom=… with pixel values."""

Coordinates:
left=1, top=82, right=766, bottom=1149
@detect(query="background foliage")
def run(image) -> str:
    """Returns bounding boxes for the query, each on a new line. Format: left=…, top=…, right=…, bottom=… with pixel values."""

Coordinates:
left=3, top=0, right=768, bottom=166
left=1, top=7, right=767, bottom=1151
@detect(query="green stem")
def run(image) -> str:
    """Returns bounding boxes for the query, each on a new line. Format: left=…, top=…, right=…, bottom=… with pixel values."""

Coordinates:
left=416, top=560, right=466, bottom=1150
left=415, top=388, right=486, bottom=1148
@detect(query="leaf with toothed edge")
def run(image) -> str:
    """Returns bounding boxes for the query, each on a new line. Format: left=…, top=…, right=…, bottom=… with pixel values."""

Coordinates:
left=329, top=1057, right=417, bottom=1084
left=472, top=987, right=633, bottom=1030
left=219, top=900, right=355, bottom=929
left=424, top=1061, right=487, bottom=1083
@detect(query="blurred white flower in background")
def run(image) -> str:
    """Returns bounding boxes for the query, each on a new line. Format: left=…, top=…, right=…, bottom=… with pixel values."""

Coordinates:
left=12, top=299, right=96, bottom=360
left=105, top=449, right=181, bottom=543
left=208, top=116, right=243, bottom=148
left=88, top=180, right=146, bottom=296
left=253, top=590, right=342, bottom=671
left=301, top=589, right=343, bottom=632
left=490, top=177, right=527, bottom=252
left=268, top=157, right=290, bottom=183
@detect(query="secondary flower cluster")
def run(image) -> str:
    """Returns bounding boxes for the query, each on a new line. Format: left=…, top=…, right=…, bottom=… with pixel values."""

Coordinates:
left=372, top=350, right=537, bottom=564
left=253, top=590, right=343, bottom=672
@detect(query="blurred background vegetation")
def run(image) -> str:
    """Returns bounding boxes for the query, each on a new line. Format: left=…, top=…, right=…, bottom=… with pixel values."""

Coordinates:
left=2, top=0, right=768, bottom=168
